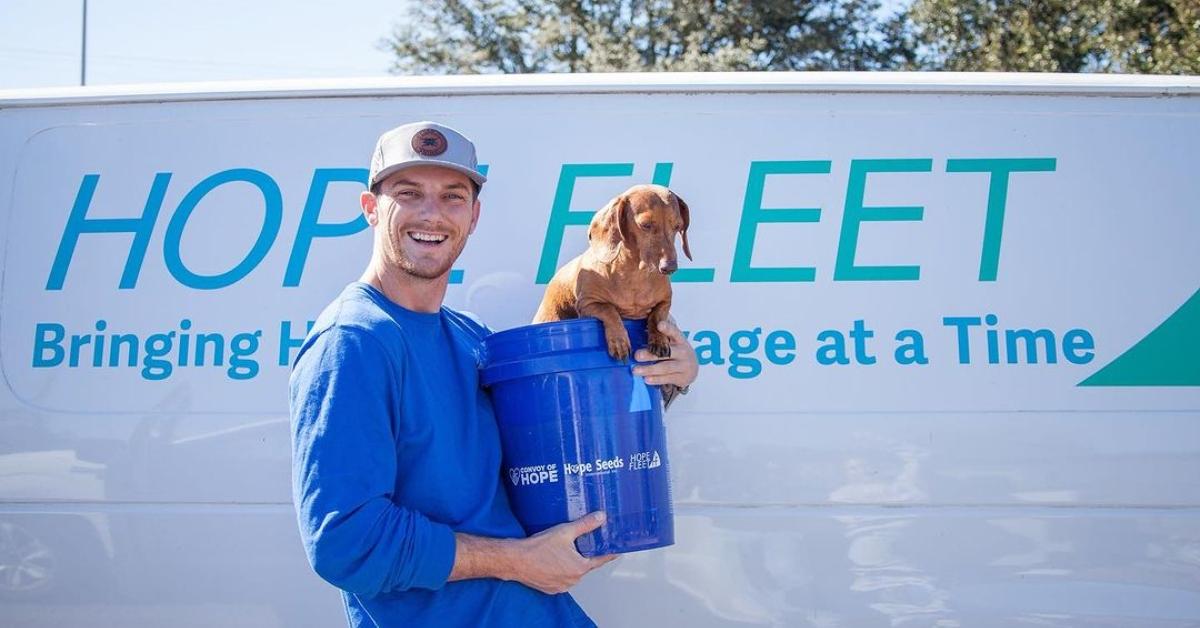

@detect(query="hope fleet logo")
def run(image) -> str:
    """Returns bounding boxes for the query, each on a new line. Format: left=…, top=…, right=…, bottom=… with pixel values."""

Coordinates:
left=508, top=463, right=559, bottom=486
left=629, top=450, right=662, bottom=471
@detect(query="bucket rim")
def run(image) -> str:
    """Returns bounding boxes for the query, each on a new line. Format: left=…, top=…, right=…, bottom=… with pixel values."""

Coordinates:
left=486, top=316, right=646, bottom=341
left=481, top=317, right=651, bottom=386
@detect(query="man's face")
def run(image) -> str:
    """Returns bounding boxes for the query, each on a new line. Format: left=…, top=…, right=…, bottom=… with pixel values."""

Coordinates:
left=364, top=165, right=481, bottom=281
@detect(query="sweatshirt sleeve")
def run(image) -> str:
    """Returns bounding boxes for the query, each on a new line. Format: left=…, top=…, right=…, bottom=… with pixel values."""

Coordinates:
left=289, top=325, right=457, bottom=596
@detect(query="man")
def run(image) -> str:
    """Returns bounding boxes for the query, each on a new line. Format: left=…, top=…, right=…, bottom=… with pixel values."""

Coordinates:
left=289, top=121, right=699, bottom=627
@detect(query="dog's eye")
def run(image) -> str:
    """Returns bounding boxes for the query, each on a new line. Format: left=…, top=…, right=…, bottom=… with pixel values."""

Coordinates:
left=639, top=222, right=653, bottom=231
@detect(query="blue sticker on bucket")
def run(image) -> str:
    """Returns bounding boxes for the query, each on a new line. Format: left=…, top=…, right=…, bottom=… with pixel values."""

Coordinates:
left=629, top=375, right=652, bottom=412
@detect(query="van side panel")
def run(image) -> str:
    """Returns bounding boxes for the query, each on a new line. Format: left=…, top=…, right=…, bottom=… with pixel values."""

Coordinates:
left=1, top=81, right=1198, bottom=626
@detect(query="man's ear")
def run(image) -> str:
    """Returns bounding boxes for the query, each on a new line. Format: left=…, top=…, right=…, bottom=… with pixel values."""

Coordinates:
left=675, top=193, right=692, bottom=261
left=468, top=197, right=481, bottom=235
left=361, top=190, right=378, bottom=227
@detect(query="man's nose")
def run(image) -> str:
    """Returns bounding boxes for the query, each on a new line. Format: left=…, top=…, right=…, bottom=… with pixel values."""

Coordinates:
left=415, top=196, right=440, bottom=218
left=659, top=259, right=678, bottom=275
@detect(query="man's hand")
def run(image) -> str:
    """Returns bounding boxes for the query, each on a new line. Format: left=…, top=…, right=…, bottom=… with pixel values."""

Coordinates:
left=511, top=511, right=618, bottom=595
left=633, top=319, right=698, bottom=389
left=449, top=511, right=617, bottom=595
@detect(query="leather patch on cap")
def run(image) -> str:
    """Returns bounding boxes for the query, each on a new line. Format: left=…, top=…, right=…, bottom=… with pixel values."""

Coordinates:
left=411, top=128, right=448, bottom=156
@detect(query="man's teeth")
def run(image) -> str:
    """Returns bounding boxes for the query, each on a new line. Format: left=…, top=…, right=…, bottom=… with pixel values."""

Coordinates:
left=410, top=232, right=447, bottom=243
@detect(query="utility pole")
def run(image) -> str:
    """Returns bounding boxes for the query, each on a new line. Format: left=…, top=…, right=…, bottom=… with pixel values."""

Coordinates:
left=80, top=0, right=88, bottom=86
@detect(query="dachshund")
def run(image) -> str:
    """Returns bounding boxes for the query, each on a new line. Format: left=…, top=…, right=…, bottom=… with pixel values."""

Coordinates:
left=533, top=184, right=691, bottom=365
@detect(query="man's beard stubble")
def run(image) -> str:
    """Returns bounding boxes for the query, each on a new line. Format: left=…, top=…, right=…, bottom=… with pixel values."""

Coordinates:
left=389, top=227, right=469, bottom=281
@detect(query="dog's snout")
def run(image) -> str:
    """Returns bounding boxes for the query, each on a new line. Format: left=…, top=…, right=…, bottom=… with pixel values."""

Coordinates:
left=659, top=259, right=678, bottom=275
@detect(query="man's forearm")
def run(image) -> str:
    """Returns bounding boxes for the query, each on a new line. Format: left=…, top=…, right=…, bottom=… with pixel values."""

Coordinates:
left=445, top=513, right=614, bottom=595
left=447, top=533, right=518, bottom=582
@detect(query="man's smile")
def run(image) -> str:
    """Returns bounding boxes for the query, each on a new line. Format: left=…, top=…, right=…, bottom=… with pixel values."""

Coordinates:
left=408, top=230, right=449, bottom=245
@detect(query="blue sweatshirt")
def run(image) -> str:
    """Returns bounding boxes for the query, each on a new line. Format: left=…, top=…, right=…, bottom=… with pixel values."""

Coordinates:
left=289, top=282, right=594, bottom=627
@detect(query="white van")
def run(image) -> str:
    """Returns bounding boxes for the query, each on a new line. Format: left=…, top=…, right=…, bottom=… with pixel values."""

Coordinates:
left=2, top=73, right=1198, bottom=627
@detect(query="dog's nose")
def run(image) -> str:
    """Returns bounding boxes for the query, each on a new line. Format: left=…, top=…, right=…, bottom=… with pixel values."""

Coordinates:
left=659, top=260, right=678, bottom=275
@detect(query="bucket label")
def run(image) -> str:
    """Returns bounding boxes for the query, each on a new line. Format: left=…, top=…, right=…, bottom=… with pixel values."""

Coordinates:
left=508, top=463, right=560, bottom=486
left=563, top=456, right=626, bottom=476
left=628, top=450, right=662, bottom=471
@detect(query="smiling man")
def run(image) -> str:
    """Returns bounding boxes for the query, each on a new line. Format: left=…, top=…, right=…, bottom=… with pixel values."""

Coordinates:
left=288, top=121, right=698, bottom=627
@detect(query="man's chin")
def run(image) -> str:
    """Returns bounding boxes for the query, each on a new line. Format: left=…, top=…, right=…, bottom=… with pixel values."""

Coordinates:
left=398, top=260, right=455, bottom=281
left=395, top=241, right=466, bottom=281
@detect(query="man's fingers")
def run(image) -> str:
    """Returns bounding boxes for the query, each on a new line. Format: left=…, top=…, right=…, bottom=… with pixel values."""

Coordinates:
left=634, top=348, right=662, bottom=363
left=570, top=511, right=607, bottom=537
left=634, top=360, right=684, bottom=378
left=642, top=368, right=685, bottom=385
left=656, top=319, right=686, bottom=344
left=635, top=348, right=682, bottom=363
left=588, top=554, right=620, bottom=569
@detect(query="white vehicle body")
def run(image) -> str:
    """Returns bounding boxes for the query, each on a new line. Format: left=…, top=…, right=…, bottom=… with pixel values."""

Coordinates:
left=1, top=72, right=1198, bottom=627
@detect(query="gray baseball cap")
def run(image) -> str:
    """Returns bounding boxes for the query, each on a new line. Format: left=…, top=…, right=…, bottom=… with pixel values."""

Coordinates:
left=368, top=121, right=487, bottom=190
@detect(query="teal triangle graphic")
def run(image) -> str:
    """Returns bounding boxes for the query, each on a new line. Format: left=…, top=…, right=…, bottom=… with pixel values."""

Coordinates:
left=1079, top=287, right=1200, bottom=386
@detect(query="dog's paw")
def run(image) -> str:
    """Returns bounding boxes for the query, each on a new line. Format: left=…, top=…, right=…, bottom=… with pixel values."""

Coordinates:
left=648, top=337, right=672, bottom=359
left=606, top=331, right=632, bottom=361
left=647, top=328, right=672, bottom=358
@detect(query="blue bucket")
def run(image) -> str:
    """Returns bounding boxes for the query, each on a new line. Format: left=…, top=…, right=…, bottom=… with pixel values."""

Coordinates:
left=481, top=318, right=674, bottom=557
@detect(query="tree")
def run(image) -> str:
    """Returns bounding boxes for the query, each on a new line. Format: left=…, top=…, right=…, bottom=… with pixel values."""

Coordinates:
left=909, top=0, right=1200, bottom=74
left=380, top=0, right=916, bottom=74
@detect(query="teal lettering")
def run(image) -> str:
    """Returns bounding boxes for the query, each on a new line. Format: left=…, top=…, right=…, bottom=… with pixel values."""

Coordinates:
left=33, top=323, right=65, bottom=367
left=141, top=332, right=176, bottom=380
left=894, top=329, right=928, bottom=365
left=728, top=327, right=763, bottom=378
left=731, top=161, right=829, bottom=282
left=47, top=173, right=171, bottom=290
left=110, top=334, right=138, bottom=367
left=1062, top=329, right=1095, bottom=364
left=692, top=330, right=725, bottom=365
left=943, top=316, right=982, bottom=364
left=279, top=320, right=315, bottom=366
left=835, top=159, right=931, bottom=281
left=849, top=319, right=877, bottom=364
left=177, top=319, right=191, bottom=366
left=816, top=330, right=849, bottom=365
left=68, top=333, right=91, bottom=367
left=164, top=169, right=282, bottom=290
left=946, top=158, right=1057, bottom=281
left=985, top=313, right=1001, bottom=364
left=93, top=320, right=107, bottom=366
left=1005, top=328, right=1058, bottom=364
left=228, top=330, right=262, bottom=380
left=764, top=330, right=796, bottom=365
left=195, top=333, right=224, bottom=366
left=284, top=168, right=368, bottom=287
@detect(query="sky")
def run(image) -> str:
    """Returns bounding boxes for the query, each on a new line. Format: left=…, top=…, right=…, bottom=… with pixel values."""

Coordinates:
left=0, top=0, right=406, bottom=90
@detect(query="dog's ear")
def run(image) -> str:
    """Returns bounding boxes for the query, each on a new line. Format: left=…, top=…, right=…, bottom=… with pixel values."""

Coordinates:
left=615, top=194, right=636, bottom=250
left=588, top=194, right=632, bottom=261
left=591, top=194, right=633, bottom=246
left=675, top=193, right=693, bottom=261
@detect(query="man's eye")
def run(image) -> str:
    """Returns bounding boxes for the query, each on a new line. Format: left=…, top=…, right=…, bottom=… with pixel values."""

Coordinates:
left=397, top=189, right=417, bottom=197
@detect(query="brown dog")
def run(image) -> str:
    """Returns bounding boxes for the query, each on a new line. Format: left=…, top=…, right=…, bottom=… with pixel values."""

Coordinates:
left=534, top=183, right=691, bottom=362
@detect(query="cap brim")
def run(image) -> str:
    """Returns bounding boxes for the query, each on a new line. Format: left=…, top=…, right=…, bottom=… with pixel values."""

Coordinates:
left=371, top=161, right=487, bottom=188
